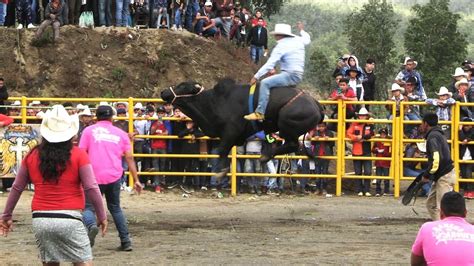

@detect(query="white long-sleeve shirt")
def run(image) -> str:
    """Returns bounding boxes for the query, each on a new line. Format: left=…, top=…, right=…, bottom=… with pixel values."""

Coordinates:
left=254, top=30, right=311, bottom=80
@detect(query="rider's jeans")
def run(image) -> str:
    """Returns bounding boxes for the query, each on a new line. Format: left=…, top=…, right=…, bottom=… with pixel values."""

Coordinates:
left=255, top=71, right=302, bottom=114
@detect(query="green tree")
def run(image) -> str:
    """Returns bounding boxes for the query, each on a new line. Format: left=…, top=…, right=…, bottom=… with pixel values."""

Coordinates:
left=404, top=0, right=467, bottom=92
left=239, top=0, right=285, bottom=16
left=344, top=0, right=400, bottom=100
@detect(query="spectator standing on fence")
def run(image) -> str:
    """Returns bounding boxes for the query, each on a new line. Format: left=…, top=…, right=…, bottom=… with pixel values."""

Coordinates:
left=419, top=113, right=455, bottom=221
left=79, top=104, right=143, bottom=251
left=453, top=78, right=473, bottom=120
left=329, top=77, right=357, bottom=120
left=0, top=105, right=107, bottom=264
left=411, top=191, right=474, bottom=266
left=395, top=57, right=426, bottom=101
left=347, top=107, right=374, bottom=197
left=449, top=67, right=469, bottom=94
left=246, top=17, right=268, bottom=65
left=386, top=83, right=407, bottom=119
left=425, top=87, right=456, bottom=139
left=362, top=59, right=376, bottom=102
left=459, top=117, right=474, bottom=199
left=372, top=128, right=391, bottom=196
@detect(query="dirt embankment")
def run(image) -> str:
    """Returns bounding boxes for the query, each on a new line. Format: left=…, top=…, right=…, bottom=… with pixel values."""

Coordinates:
left=0, top=26, right=257, bottom=98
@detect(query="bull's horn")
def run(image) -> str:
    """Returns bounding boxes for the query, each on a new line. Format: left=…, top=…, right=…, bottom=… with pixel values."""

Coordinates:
left=195, top=84, right=202, bottom=89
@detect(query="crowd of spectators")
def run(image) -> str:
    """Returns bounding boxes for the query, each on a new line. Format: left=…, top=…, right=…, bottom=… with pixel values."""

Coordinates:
left=0, top=0, right=270, bottom=63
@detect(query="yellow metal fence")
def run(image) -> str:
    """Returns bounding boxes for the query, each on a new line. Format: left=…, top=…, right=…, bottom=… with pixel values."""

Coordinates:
left=4, top=97, right=474, bottom=197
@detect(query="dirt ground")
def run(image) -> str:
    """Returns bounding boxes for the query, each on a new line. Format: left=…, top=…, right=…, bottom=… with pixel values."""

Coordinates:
left=1, top=190, right=473, bottom=265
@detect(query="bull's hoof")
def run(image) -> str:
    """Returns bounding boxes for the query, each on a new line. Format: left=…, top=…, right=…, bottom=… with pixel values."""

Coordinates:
left=259, top=154, right=271, bottom=163
left=215, top=168, right=230, bottom=180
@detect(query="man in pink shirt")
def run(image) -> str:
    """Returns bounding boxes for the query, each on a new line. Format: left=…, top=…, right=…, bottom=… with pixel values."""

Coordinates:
left=79, top=105, right=143, bottom=251
left=411, top=191, right=474, bottom=265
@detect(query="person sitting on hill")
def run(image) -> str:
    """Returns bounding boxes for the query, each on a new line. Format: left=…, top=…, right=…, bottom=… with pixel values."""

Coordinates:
left=35, top=0, right=65, bottom=42
left=244, top=22, right=310, bottom=121
left=194, top=1, right=217, bottom=37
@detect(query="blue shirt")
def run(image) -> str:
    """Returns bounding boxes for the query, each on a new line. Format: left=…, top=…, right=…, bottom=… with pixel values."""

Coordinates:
left=254, top=30, right=311, bottom=80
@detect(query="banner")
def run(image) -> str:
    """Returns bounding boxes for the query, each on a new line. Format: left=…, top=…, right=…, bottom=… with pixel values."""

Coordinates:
left=0, top=124, right=40, bottom=178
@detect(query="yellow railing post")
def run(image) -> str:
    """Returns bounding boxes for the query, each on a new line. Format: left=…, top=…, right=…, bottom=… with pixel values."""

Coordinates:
left=21, top=96, right=27, bottom=124
left=231, top=146, right=237, bottom=196
left=453, top=103, right=460, bottom=192
left=336, top=99, right=343, bottom=196
left=394, top=116, right=401, bottom=198
left=128, top=97, right=135, bottom=187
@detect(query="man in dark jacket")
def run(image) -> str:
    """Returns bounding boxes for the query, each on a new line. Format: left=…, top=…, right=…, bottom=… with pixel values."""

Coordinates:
left=246, top=17, right=268, bottom=64
left=0, top=78, right=9, bottom=115
left=362, top=58, right=376, bottom=102
left=459, top=117, right=474, bottom=199
left=420, top=113, right=455, bottom=221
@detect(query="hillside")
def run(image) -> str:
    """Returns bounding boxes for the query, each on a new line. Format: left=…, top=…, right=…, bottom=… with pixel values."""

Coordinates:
left=0, top=26, right=257, bottom=98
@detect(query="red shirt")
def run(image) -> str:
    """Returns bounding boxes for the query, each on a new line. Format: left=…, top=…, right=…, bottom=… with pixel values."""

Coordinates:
left=372, top=141, right=391, bottom=168
left=151, top=121, right=167, bottom=150
left=25, top=147, right=89, bottom=211
left=0, top=114, right=13, bottom=126
left=330, top=88, right=356, bottom=112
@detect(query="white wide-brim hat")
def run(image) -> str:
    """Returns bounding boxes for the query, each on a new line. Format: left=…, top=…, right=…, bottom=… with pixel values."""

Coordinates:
left=134, top=102, right=144, bottom=110
left=391, top=83, right=402, bottom=92
left=40, top=105, right=79, bottom=143
left=455, top=78, right=469, bottom=89
left=356, top=107, right=370, bottom=116
left=452, top=67, right=468, bottom=77
left=416, top=142, right=426, bottom=153
left=113, top=101, right=129, bottom=109
left=270, top=23, right=296, bottom=37
left=436, top=86, right=452, bottom=97
left=78, top=106, right=93, bottom=117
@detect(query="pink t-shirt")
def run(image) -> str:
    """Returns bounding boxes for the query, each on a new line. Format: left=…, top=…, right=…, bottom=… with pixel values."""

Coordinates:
left=79, top=121, right=131, bottom=185
left=412, top=216, right=474, bottom=266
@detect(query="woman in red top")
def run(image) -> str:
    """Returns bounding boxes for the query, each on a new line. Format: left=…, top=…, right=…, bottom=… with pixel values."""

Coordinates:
left=0, top=105, right=107, bottom=265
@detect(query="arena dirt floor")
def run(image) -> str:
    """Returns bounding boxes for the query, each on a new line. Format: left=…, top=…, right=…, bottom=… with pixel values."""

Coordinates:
left=1, top=189, right=473, bottom=265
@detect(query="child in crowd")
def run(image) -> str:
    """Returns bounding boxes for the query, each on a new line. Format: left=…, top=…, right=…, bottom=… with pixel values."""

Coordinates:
left=347, top=107, right=374, bottom=196
left=244, top=130, right=265, bottom=195
left=372, top=128, right=391, bottom=196
left=150, top=107, right=168, bottom=193
left=309, top=121, right=335, bottom=196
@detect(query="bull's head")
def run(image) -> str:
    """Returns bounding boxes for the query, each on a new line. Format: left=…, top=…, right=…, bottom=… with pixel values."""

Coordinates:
left=160, top=82, right=204, bottom=104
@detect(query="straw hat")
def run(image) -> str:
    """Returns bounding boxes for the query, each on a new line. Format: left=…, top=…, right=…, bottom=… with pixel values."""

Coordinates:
left=29, top=100, right=41, bottom=107
left=416, top=142, right=426, bottom=153
left=134, top=102, right=144, bottom=110
left=40, top=105, right=79, bottom=143
left=455, top=78, right=469, bottom=89
left=436, top=86, right=452, bottom=97
left=270, top=24, right=296, bottom=37
left=113, top=101, right=128, bottom=109
left=452, top=67, right=468, bottom=77
left=11, top=100, right=21, bottom=106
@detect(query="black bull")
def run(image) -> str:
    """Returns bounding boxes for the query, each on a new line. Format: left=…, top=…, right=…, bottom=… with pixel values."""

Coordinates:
left=160, top=78, right=325, bottom=178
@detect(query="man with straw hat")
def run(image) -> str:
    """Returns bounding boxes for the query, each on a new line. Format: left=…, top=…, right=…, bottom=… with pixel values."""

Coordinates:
left=244, top=22, right=311, bottom=121
left=425, top=86, right=455, bottom=139
left=449, top=67, right=468, bottom=93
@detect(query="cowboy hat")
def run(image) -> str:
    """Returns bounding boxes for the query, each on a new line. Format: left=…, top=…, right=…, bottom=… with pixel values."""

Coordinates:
left=452, top=67, right=468, bottom=77
left=11, top=100, right=21, bottom=106
left=416, top=142, right=426, bottom=153
left=204, top=0, right=212, bottom=6
left=402, top=57, right=417, bottom=67
left=78, top=106, right=93, bottom=117
left=436, top=86, right=452, bottom=97
left=391, top=83, right=402, bottom=92
left=134, top=102, right=144, bottom=110
left=270, top=24, right=296, bottom=37
left=356, top=107, right=370, bottom=116
left=455, top=78, right=469, bottom=89
left=29, top=100, right=41, bottom=107
left=114, top=101, right=129, bottom=109
left=40, top=105, right=79, bottom=143
left=97, top=101, right=117, bottom=115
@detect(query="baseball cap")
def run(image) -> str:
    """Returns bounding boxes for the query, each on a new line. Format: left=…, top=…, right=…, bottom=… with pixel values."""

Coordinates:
left=96, top=105, right=115, bottom=119
left=116, top=108, right=127, bottom=115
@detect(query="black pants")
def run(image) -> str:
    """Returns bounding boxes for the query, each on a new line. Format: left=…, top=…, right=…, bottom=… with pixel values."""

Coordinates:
left=353, top=157, right=371, bottom=193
